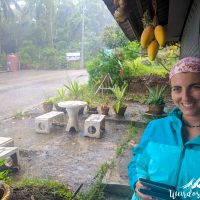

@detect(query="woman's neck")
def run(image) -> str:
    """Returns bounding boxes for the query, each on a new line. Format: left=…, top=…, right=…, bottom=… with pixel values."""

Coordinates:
left=182, top=115, right=200, bottom=127
left=181, top=115, right=200, bottom=143
left=182, top=125, right=200, bottom=143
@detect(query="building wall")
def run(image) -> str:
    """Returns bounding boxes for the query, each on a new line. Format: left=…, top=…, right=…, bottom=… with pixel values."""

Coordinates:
left=180, top=0, right=200, bottom=58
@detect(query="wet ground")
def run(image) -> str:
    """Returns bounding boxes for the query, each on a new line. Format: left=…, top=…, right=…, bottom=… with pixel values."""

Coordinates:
left=0, top=103, right=147, bottom=192
left=0, top=101, right=174, bottom=198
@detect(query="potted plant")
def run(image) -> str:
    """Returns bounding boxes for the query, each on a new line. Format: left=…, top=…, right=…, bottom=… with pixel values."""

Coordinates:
left=86, top=99, right=98, bottom=114
left=101, top=96, right=110, bottom=115
left=110, top=83, right=128, bottom=116
left=43, top=97, right=54, bottom=113
left=145, top=85, right=166, bottom=115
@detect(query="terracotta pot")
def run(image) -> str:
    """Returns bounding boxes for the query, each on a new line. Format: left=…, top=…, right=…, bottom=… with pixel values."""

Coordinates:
left=148, top=104, right=165, bottom=115
left=43, top=102, right=53, bottom=113
left=0, top=182, right=12, bottom=200
left=113, top=105, right=127, bottom=116
left=101, top=106, right=110, bottom=115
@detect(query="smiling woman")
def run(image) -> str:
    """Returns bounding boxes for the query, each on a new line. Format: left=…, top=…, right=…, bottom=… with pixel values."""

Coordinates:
left=128, top=57, right=200, bottom=200
left=171, top=73, right=200, bottom=125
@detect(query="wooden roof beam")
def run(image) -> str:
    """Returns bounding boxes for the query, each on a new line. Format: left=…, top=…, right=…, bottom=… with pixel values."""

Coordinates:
left=167, top=0, right=192, bottom=41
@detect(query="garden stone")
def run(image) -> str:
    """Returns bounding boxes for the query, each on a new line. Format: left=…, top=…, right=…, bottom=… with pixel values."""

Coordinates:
left=84, top=114, right=105, bottom=138
left=35, top=111, right=65, bottom=133
left=0, top=137, right=14, bottom=147
left=0, top=147, right=19, bottom=166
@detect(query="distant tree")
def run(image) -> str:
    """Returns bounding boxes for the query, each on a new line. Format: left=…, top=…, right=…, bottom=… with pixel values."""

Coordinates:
left=0, top=0, right=119, bottom=67
left=0, top=0, right=20, bottom=22
left=0, top=0, right=20, bottom=53
left=101, top=25, right=129, bottom=49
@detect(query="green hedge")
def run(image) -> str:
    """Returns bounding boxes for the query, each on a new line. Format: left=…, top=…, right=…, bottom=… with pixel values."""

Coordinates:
left=17, top=40, right=67, bottom=69
left=86, top=41, right=179, bottom=87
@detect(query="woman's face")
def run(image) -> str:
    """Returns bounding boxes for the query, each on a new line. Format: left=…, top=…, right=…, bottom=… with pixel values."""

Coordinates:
left=171, top=72, right=200, bottom=117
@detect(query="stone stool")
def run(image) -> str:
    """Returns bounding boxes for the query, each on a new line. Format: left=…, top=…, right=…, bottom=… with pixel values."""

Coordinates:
left=35, top=111, right=65, bottom=133
left=0, top=147, right=19, bottom=167
left=0, top=137, right=14, bottom=147
left=84, top=114, right=105, bottom=138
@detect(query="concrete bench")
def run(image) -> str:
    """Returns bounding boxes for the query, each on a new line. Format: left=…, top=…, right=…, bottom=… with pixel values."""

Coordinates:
left=0, top=147, right=19, bottom=167
left=35, top=111, right=65, bottom=133
left=0, top=137, right=14, bottom=147
left=84, top=114, right=105, bottom=138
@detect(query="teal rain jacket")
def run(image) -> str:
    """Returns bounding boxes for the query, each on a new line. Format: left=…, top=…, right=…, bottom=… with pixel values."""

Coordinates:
left=128, top=108, right=200, bottom=200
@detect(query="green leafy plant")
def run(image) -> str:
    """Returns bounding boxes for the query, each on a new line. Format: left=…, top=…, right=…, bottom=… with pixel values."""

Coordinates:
left=0, top=160, right=11, bottom=183
left=145, top=85, right=167, bottom=105
left=43, top=97, right=54, bottom=113
left=78, top=162, right=114, bottom=200
left=86, top=50, right=125, bottom=86
left=14, top=111, right=30, bottom=119
left=44, top=97, right=54, bottom=103
left=110, top=83, right=128, bottom=113
left=14, top=178, right=74, bottom=199
left=57, top=87, right=67, bottom=100
left=64, top=81, right=83, bottom=100
left=86, top=99, right=98, bottom=109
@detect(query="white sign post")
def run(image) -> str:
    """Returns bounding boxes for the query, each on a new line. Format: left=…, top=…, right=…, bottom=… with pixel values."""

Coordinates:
left=66, top=53, right=80, bottom=61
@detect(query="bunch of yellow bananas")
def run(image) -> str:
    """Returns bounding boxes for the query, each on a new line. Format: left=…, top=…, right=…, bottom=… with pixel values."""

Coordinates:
left=140, top=25, right=166, bottom=61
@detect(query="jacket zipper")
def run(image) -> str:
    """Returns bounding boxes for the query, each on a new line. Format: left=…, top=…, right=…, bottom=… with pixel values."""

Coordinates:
left=175, top=145, right=186, bottom=187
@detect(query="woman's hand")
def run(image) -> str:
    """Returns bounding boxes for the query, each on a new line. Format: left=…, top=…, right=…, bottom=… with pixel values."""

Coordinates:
left=135, top=180, right=157, bottom=200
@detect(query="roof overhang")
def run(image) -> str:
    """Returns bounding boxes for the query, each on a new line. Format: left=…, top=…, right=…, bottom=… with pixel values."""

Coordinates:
left=102, top=0, right=193, bottom=42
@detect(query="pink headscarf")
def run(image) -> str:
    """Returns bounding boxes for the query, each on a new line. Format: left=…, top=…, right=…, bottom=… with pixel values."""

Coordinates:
left=169, top=57, right=200, bottom=79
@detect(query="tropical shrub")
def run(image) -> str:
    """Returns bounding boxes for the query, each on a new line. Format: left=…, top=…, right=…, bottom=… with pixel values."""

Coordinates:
left=101, top=25, right=129, bottom=49
left=17, top=41, right=67, bottom=69
left=122, top=41, right=140, bottom=60
left=123, top=57, right=168, bottom=77
left=86, top=50, right=125, bottom=86
left=17, top=40, right=39, bottom=69
left=40, top=48, right=58, bottom=69
left=0, top=52, right=7, bottom=69
left=41, top=48, right=67, bottom=69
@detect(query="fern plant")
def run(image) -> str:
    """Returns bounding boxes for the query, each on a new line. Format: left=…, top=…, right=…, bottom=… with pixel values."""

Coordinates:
left=0, top=160, right=11, bottom=183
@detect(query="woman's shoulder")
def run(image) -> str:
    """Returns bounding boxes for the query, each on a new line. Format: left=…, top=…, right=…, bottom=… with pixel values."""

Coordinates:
left=148, top=107, right=182, bottom=127
left=148, top=115, right=173, bottom=127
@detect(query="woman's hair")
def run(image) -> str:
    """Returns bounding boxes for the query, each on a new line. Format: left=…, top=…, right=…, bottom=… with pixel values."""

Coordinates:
left=169, top=57, right=200, bottom=79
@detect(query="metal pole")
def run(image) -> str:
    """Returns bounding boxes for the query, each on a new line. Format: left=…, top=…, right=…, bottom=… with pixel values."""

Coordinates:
left=80, top=5, right=85, bottom=69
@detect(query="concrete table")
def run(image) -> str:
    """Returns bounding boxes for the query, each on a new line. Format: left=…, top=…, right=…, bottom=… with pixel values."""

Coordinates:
left=58, top=101, right=87, bottom=132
